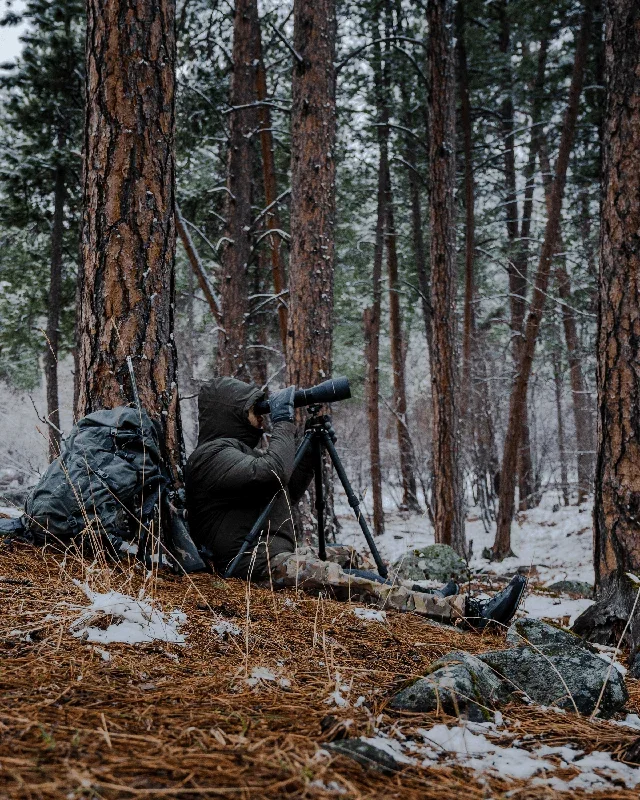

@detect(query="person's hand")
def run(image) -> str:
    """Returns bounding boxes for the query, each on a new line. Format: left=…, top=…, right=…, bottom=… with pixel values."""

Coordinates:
left=268, top=386, right=296, bottom=424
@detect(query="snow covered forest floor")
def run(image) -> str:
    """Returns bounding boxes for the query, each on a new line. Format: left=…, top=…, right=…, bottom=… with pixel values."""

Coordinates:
left=338, top=492, right=596, bottom=625
left=2, top=497, right=640, bottom=798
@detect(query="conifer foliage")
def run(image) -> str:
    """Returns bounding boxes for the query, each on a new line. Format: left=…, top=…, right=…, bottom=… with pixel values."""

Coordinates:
left=0, top=0, right=84, bottom=458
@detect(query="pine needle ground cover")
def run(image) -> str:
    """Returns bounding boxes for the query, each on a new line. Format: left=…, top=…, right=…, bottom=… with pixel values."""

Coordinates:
left=1, top=542, right=639, bottom=799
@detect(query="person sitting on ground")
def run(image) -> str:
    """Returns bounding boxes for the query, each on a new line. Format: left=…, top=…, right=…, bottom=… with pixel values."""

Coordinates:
left=185, top=377, right=526, bottom=629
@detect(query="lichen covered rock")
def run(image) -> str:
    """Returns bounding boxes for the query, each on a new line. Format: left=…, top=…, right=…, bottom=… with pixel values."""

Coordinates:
left=389, top=651, right=509, bottom=720
left=506, top=617, right=593, bottom=651
left=393, top=544, right=466, bottom=583
left=478, top=645, right=628, bottom=718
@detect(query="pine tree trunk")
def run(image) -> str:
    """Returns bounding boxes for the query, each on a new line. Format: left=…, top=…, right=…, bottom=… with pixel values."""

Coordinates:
left=76, top=0, right=183, bottom=477
left=492, top=0, right=593, bottom=559
left=403, top=116, right=431, bottom=359
left=385, top=168, right=420, bottom=513
left=427, top=0, right=465, bottom=554
left=286, top=0, right=337, bottom=539
left=512, top=39, right=548, bottom=511
left=539, top=142, right=595, bottom=503
left=218, top=0, right=258, bottom=380
left=249, top=0, right=288, bottom=352
left=553, top=355, right=570, bottom=506
left=45, top=157, right=65, bottom=461
left=457, top=0, right=475, bottom=418
left=496, top=0, right=536, bottom=511
left=572, top=0, right=640, bottom=659
left=363, top=150, right=386, bottom=537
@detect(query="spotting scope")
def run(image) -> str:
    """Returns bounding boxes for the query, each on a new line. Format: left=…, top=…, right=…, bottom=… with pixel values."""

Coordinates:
left=253, top=376, right=351, bottom=415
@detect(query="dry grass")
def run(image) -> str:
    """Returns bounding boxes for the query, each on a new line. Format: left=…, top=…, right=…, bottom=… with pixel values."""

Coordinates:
left=0, top=540, right=639, bottom=799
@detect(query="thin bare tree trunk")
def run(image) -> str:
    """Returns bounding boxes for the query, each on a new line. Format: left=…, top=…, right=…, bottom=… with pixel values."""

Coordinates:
left=370, top=31, right=419, bottom=514
left=175, top=205, right=222, bottom=325
left=427, top=0, right=465, bottom=554
left=492, top=0, right=593, bottom=559
left=249, top=0, right=288, bottom=351
left=385, top=167, right=420, bottom=513
left=538, top=142, right=595, bottom=503
left=457, top=0, right=475, bottom=417
left=553, top=353, right=570, bottom=506
left=45, top=152, right=65, bottom=461
left=403, top=115, right=431, bottom=359
left=514, top=37, right=549, bottom=511
left=363, top=113, right=386, bottom=536
left=497, top=0, right=536, bottom=510
left=364, top=155, right=385, bottom=535
left=218, top=0, right=258, bottom=379
left=76, top=0, right=183, bottom=478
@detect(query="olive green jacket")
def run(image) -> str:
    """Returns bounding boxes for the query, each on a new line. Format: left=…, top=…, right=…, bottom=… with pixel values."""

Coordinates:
left=185, top=377, right=313, bottom=578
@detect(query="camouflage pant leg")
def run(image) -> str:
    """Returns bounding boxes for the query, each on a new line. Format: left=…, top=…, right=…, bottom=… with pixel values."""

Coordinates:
left=269, top=548, right=465, bottom=624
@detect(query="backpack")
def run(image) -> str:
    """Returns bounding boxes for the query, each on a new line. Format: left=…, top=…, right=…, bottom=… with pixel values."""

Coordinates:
left=24, top=406, right=162, bottom=550
left=0, top=405, right=206, bottom=573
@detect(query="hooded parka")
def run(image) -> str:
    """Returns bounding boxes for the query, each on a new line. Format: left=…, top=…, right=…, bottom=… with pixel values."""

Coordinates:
left=185, top=377, right=313, bottom=578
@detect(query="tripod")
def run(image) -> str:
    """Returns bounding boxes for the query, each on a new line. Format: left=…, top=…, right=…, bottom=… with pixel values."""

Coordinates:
left=224, top=405, right=387, bottom=579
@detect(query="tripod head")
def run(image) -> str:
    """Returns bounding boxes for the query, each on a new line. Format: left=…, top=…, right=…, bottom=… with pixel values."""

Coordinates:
left=305, top=405, right=336, bottom=441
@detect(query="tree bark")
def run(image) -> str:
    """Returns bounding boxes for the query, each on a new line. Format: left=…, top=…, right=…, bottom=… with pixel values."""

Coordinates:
left=457, top=0, right=475, bottom=417
left=403, top=112, right=432, bottom=359
left=538, top=141, right=595, bottom=503
left=363, top=121, right=386, bottom=536
left=286, top=0, right=336, bottom=538
left=553, top=354, right=570, bottom=507
left=385, top=167, right=420, bottom=513
left=573, top=0, right=640, bottom=660
left=218, top=0, right=258, bottom=380
left=76, top=0, right=183, bottom=478
left=492, top=0, right=593, bottom=559
left=249, top=0, right=288, bottom=352
left=45, top=154, right=65, bottom=461
left=427, top=0, right=465, bottom=554
left=513, top=37, right=549, bottom=511
left=496, top=0, right=536, bottom=510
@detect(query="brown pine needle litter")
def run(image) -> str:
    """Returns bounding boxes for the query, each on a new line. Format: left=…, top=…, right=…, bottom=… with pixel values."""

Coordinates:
left=1, top=541, right=639, bottom=799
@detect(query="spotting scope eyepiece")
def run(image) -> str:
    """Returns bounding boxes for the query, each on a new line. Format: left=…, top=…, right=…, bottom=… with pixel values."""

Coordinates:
left=254, top=376, right=351, bottom=416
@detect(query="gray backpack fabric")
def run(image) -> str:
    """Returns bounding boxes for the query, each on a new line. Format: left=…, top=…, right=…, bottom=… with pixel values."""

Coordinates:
left=23, top=406, right=163, bottom=550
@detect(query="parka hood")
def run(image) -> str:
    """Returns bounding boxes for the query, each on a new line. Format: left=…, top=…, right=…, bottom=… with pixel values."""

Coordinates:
left=197, top=377, right=265, bottom=449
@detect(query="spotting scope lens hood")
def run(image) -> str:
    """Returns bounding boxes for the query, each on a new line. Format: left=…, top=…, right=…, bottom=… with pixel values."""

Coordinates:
left=254, top=376, right=351, bottom=415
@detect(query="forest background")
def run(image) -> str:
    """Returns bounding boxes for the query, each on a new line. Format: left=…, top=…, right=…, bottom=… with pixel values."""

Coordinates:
left=0, top=0, right=601, bottom=562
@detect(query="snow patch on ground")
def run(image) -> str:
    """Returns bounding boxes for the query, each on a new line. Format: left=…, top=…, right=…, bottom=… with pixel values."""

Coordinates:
left=245, top=665, right=291, bottom=689
left=324, top=673, right=352, bottom=708
left=519, top=593, right=594, bottom=625
left=212, top=618, right=241, bottom=638
left=353, top=607, right=386, bottom=623
left=350, top=721, right=640, bottom=791
left=70, top=582, right=186, bottom=645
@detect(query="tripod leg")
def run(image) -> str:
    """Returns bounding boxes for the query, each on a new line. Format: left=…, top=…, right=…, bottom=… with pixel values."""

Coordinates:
left=313, top=434, right=326, bottom=560
left=321, top=430, right=388, bottom=578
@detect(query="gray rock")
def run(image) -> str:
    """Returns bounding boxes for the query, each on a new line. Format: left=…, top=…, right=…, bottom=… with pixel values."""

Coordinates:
left=506, top=618, right=594, bottom=651
left=393, top=544, right=466, bottom=583
left=389, top=651, right=510, bottom=720
left=629, top=653, right=640, bottom=680
left=324, top=738, right=405, bottom=774
left=547, top=580, right=593, bottom=598
left=478, top=645, right=628, bottom=718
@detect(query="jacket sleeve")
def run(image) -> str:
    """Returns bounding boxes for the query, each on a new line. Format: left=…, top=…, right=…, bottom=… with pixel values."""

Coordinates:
left=205, top=421, right=296, bottom=495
